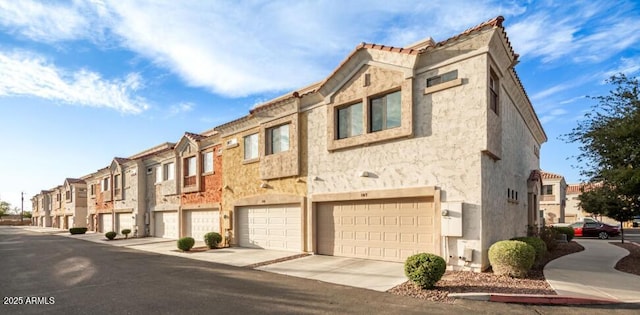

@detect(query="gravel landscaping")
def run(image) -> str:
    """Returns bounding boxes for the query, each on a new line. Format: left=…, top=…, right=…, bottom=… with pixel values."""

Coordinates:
left=389, top=241, right=584, bottom=303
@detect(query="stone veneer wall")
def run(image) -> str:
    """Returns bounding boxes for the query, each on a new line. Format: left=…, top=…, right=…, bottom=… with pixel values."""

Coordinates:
left=221, top=122, right=307, bottom=244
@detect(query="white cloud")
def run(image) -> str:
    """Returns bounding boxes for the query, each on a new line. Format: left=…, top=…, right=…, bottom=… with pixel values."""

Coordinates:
left=0, top=50, right=149, bottom=114
left=1, top=0, right=636, bottom=100
left=508, top=1, right=640, bottom=64
left=0, top=0, right=95, bottom=42
left=604, top=57, right=640, bottom=78
left=168, top=102, right=193, bottom=116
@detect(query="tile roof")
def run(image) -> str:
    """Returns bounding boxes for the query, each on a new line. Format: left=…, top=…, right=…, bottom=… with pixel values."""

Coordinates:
left=128, top=142, right=176, bottom=160
left=566, top=182, right=603, bottom=194
left=184, top=131, right=206, bottom=142
left=65, top=178, right=85, bottom=184
left=113, top=157, right=131, bottom=165
left=540, top=171, right=564, bottom=180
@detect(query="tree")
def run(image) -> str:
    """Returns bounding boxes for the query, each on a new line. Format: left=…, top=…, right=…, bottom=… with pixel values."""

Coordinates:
left=0, top=201, right=10, bottom=218
left=564, top=74, right=640, bottom=237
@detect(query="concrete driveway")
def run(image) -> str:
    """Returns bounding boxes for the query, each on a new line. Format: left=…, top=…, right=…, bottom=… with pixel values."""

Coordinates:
left=257, top=255, right=406, bottom=292
left=25, top=227, right=408, bottom=291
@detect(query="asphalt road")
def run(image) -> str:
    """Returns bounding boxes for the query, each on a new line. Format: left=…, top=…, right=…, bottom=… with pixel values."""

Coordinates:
left=1, top=227, right=638, bottom=315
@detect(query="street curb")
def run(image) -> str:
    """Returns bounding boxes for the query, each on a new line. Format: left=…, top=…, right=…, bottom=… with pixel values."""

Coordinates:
left=450, top=293, right=619, bottom=305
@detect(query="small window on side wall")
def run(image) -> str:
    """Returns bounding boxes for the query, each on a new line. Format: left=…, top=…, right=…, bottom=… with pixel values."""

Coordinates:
left=426, top=70, right=458, bottom=87
left=490, top=70, right=499, bottom=114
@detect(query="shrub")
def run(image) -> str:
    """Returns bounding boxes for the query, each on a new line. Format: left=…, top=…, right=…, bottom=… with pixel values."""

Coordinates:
left=69, top=227, right=88, bottom=235
left=538, top=226, right=558, bottom=251
left=121, top=229, right=132, bottom=239
left=177, top=237, right=195, bottom=251
left=105, top=231, right=117, bottom=240
left=489, top=240, right=535, bottom=278
left=511, top=236, right=547, bottom=262
left=404, top=253, right=446, bottom=289
left=553, top=226, right=575, bottom=242
left=204, top=232, right=222, bottom=249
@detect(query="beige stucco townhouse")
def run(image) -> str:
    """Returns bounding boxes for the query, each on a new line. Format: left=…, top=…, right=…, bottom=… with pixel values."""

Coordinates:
left=62, top=178, right=88, bottom=229
left=539, top=171, right=567, bottom=224
left=141, top=143, right=181, bottom=239
left=215, top=96, right=309, bottom=251
left=31, top=191, right=52, bottom=227
left=235, top=16, right=546, bottom=271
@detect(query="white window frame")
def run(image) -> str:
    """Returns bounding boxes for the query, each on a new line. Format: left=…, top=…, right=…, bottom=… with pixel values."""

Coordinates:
left=244, top=133, right=259, bottom=160
left=163, top=162, right=175, bottom=181
left=185, top=157, right=196, bottom=177
left=203, top=151, right=214, bottom=173
left=155, top=165, right=162, bottom=184
left=101, top=177, right=110, bottom=192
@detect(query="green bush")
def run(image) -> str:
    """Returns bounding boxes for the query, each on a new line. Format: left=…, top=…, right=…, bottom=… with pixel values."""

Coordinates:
left=105, top=231, right=117, bottom=240
left=538, top=226, right=558, bottom=251
left=121, top=229, right=132, bottom=239
left=204, top=232, right=222, bottom=249
left=489, top=240, right=535, bottom=278
left=177, top=237, right=195, bottom=251
left=404, top=253, right=446, bottom=289
left=69, top=227, right=88, bottom=235
left=511, top=236, right=547, bottom=262
left=553, top=226, right=575, bottom=242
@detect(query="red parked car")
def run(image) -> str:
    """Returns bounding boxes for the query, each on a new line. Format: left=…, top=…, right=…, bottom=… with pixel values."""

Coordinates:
left=570, top=221, right=621, bottom=239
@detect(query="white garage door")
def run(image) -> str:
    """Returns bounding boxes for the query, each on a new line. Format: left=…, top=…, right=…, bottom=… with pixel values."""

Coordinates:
left=184, top=210, right=220, bottom=242
left=317, top=198, right=437, bottom=262
left=117, top=213, right=134, bottom=233
left=237, top=204, right=301, bottom=251
left=154, top=211, right=178, bottom=239
left=99, top=214, right=113, bottom=233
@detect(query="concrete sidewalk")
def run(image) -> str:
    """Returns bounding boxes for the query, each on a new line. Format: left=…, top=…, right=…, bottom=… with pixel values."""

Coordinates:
left=544, top=239, right=640, bottom=303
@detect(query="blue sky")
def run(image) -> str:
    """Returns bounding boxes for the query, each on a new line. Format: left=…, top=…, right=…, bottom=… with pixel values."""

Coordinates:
left=1, top=1, right=639, bottom=211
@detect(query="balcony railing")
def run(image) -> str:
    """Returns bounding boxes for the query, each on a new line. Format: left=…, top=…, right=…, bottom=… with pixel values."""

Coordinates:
left=184, top=176, right=196, bottom=187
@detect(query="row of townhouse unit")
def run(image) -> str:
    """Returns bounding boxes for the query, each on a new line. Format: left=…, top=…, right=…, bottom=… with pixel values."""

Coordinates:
left=31, top=16, right=547, bottom=271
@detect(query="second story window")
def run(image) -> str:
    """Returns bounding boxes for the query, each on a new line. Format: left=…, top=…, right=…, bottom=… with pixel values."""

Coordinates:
left=114, top=174, right=121, bottom=195
left=163, top=162, right=175, bottom=181
left=155, top=165, right=162, bottom=183
left=542, top=185, right=553, bottom=195
left=370, top=90, right=401, bottom=132
left=426, top=70, right=458, bottom=87
left=184, top=157, right=196, bottom=187
left=490, top=70, right=499, bottom=114
left=337, top=102, right=363, bottom=139
left=266, top=124, right=290, bottom=155
left=203, top=151, right=214, bottom=173
left=244, top=133, right=259, bottom=160
left=65, top=190, right=71, bottom=201
left=101, top=177, right=110, bottom=192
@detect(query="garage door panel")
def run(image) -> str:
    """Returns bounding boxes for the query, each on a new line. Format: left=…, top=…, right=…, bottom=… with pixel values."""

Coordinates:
left=99, top=214, right=112, bottom=233
left=317, top=198, right=436, bottom=262
left=154, top=211, right=178, bottom=239
left=237, top=204, right=301, bottom=252
left=117, top=213, right=133, bottom=232
left=184, top=210, right=220, bottom=242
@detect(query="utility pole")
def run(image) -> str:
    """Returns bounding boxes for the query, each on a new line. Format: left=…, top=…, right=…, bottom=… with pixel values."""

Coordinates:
left=21, top=192, right=24, bottom=223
